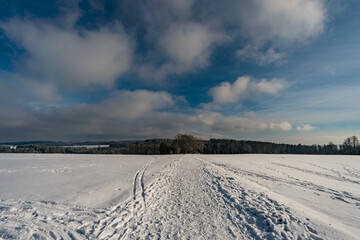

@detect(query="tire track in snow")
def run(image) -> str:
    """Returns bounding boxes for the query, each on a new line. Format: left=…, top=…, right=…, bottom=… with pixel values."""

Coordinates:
left=210, top=159, right=360, bottom=206
left=273, top=162, right=360, bottom=184
left=199, top=156, right=359, bottom=240
left=195, top=156, right=324, bottom=240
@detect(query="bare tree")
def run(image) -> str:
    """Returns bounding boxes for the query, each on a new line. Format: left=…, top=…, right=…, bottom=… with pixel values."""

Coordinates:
left=343, top=136, right=359, bottom=154
left=172, top=134, right=204, bottom=154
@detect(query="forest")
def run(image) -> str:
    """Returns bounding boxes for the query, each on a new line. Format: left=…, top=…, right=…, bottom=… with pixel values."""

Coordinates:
left=0, top=135, right=359, bottom=155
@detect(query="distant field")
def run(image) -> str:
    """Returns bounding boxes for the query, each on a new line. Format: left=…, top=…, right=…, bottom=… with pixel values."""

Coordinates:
left=0, top=154, right=359, bottom=239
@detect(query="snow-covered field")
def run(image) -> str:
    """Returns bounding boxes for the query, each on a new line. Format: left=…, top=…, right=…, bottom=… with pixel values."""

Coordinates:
left=0, top=154, right=359, bottom=239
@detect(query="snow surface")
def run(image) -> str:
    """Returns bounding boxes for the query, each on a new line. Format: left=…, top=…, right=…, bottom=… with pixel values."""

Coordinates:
left=0, top=153, right=359, bottom=239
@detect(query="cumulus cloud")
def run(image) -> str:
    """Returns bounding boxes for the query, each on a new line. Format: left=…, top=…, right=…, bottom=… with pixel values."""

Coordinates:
left=131, top=0, right=234, bottom=80
left=23, top=81, right=63, bottom=103
left=15, top=0, right=327, bottom=82
left=126, top=0, right=327, bottom=77
left=0, top=18, right=133, bottom=90
left=236, top=0, right=326, bottom=45
left=226, top=0, right=326, bottom=65
left=0, top=73, right=63, bottom=103
left=139, top=22, right=227, bottom=80
left=212, top=116, right=270, bottom=132
left=236, top=45, right=286, bottom=66
left=269, top=121, right=293, bottom=131
left=256, top=79, right=288, bottom=95
left=90, top=90, right=175, bottom=119
left=208, top=76, right=287, bottom=104
left=161, top=23, right=224, bottom=67
left=144, top=0, right=326, bottom=44
left=296, top=124, right=316, bottom=131
left=195, top=112, right=292, bottom=133
left=45, top=89, right=175, bottom=123
left=0, top=89, right=177, bottom=141
left=208, top=78, right=248, bottom=104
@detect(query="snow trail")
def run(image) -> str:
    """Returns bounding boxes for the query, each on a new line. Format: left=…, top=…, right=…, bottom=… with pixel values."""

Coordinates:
left=94, top=156, right=323, bottom=239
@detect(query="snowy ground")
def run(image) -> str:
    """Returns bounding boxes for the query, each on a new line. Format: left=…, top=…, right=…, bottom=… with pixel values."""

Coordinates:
left=0, top=154, right=359, bottom=239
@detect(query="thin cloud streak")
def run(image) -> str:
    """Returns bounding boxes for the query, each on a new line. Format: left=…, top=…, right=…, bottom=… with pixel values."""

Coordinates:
left=255, top=84, right=360, bottom=124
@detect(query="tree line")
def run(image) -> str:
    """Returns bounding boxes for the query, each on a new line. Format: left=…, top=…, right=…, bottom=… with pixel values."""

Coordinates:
left=0, top=135, right=359, bottom=155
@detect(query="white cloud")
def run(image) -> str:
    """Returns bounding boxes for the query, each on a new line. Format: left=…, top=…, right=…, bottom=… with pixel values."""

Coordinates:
left=296, top=124, right=316, bottom=131
left=139, top=22, right=227, bottom=80
left=236, top=0, right=326, bottom=45
left=24, top=81, right=63, bottom=103
left=1, top=18, right=133, bottom=90
left=230, top=0, right=326, bottom=65
left=136, top=0, right=327, bottom=77
left=269, top=121, right=293, bottom=131
left=208, top=76, right=287, bottom=104
left=236, top=45, right=286, bottom=66
left=196, top=112, right=292, bottom=133
left=133, top=0, right=231, bottom=80
left=0, top=73, right=63, bottom=103
left=256, top=79, right=288, bottom=95
left=161, top=23, right=224, bottom=67
left=212, top=116, right=270, bottom=132
left=208, top=78, right=248, bottom=104
left=91, top=90, right=175, bottom=119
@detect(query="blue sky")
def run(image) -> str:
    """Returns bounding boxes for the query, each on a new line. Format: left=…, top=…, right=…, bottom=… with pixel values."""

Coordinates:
left=0, top=0, right=359, bottom=144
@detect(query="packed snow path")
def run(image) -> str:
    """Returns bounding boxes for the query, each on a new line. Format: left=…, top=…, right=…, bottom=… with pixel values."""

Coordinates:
left=95, top=156, right=322, bottom=240
left=0, top=155, right=359, bottom=239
